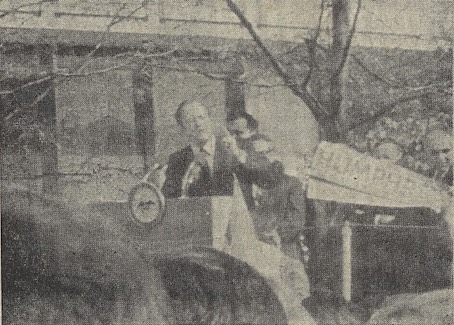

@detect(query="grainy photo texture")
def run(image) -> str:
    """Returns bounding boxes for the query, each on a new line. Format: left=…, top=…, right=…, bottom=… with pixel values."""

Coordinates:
left=1, top=1, right=453, bottom=324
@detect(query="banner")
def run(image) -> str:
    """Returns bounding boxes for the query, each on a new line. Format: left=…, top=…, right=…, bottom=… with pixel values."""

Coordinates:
left=307, top=141, right=450, bottom=212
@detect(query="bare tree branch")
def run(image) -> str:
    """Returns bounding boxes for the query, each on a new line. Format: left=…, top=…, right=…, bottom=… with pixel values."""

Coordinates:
left=58, top=62, right=134, bottom=77
left=316, top=41, right=391, bottom=86
left=149, top=62, right=228, bottom=81
left=70, top=2, right=147, bottom=74
left=0, top=0, right=50, bottom=19
left=4, top=86, right=52, bottom=122
left=350, top=54, right=399, bottom=86
left=226, top=0, right=330, bottom=120
left=315, top=41, right=447, bottom=91
left=45, top=1, right=149, bottom=80
left=347, top=80, right=452, bottom=131
left=0, top=74, right=52, bottom=95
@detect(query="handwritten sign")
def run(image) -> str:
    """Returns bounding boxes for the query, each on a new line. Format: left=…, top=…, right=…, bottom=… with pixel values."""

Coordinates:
left=307, top=141, right=449, bottom=212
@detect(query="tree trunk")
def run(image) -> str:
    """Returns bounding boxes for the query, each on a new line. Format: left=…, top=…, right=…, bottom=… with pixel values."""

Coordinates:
left=329, top=0, right=351, bottom=139
left=313, top=2, right=352, bottom=298
left=319, top=117, right=343, bottom=142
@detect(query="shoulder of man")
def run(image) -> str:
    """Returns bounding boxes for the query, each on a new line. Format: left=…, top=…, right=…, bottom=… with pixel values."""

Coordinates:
left=168, top=145, right=192, bottom=160
left=166, top=145, right=194, bottom=171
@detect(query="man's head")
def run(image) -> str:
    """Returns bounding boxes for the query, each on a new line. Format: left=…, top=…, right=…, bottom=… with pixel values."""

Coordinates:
left=424, top=129, right=452, bottom=169
left=175, top=100, right=214, bottom=144
left=228, top=113, right=258, bottom=139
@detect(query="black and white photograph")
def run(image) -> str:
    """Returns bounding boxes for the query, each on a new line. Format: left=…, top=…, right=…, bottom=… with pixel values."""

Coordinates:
left=1, top=1, right=452, bottom=324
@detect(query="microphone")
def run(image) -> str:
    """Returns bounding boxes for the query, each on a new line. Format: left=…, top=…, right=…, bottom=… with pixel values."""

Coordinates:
left=143, top=163, right=168, bottom=189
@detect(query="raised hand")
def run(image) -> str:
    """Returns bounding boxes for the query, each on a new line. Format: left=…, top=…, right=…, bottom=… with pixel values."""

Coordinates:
left=221, top=126, right=247, bottom=163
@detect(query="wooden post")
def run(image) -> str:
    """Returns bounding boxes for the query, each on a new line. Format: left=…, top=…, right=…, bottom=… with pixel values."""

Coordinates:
left=342, top=220, right=353, bottom=302
left=133, top=66, right=155, bottom=173
left=38, top=44, right=58, bottom=195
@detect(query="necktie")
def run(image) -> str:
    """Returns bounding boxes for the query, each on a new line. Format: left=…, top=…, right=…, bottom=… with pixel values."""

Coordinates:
left=181, top=149, right=210, bottom=197
left=194, top=149, right=209, bottom=170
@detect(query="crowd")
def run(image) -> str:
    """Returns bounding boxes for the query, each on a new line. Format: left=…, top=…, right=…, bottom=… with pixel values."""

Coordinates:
left=372, top=129, right=452, bottom=187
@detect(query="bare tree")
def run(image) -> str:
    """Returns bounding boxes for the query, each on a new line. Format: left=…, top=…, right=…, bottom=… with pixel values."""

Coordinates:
left=226, top=0, right=452, bottom=142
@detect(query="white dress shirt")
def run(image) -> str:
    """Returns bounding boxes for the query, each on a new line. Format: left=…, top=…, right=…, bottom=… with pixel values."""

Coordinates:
left=181, top=136, right=216, bottom=197
left=190, top=135, right=216, bottom=173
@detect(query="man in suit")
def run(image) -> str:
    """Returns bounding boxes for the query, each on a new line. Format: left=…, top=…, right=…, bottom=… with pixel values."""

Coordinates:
left=156, top=100, right=279, bottom=209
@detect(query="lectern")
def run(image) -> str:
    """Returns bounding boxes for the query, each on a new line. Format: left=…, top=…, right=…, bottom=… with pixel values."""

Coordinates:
left=85, top=182, right=237, bottom=254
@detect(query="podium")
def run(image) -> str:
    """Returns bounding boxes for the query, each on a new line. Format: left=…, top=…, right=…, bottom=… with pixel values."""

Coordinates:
left=88, top=183, right=236, bottom=256
left=132, top=195, right=234, bottom=253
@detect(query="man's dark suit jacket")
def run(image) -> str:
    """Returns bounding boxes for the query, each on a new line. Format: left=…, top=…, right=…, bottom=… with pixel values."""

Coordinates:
left=162, top=136, right=279, bottom=209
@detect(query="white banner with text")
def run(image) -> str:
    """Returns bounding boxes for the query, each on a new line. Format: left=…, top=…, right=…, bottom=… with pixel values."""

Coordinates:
left=307, top=141, right=449, bottom=212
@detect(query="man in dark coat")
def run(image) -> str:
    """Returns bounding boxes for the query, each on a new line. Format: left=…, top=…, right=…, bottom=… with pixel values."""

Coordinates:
left=227, top=112, right=271, bottom=151
left=157, top=101, right=279, bottom=209
left=227, top=112, right=307, bottom=259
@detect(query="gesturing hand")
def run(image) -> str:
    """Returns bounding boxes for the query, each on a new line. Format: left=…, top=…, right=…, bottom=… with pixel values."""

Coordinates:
left=222, top=133, right=247, bottom=163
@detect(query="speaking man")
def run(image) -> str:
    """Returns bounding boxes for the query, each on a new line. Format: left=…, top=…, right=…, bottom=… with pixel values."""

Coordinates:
left=155, top=100, right=279, bottom=209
